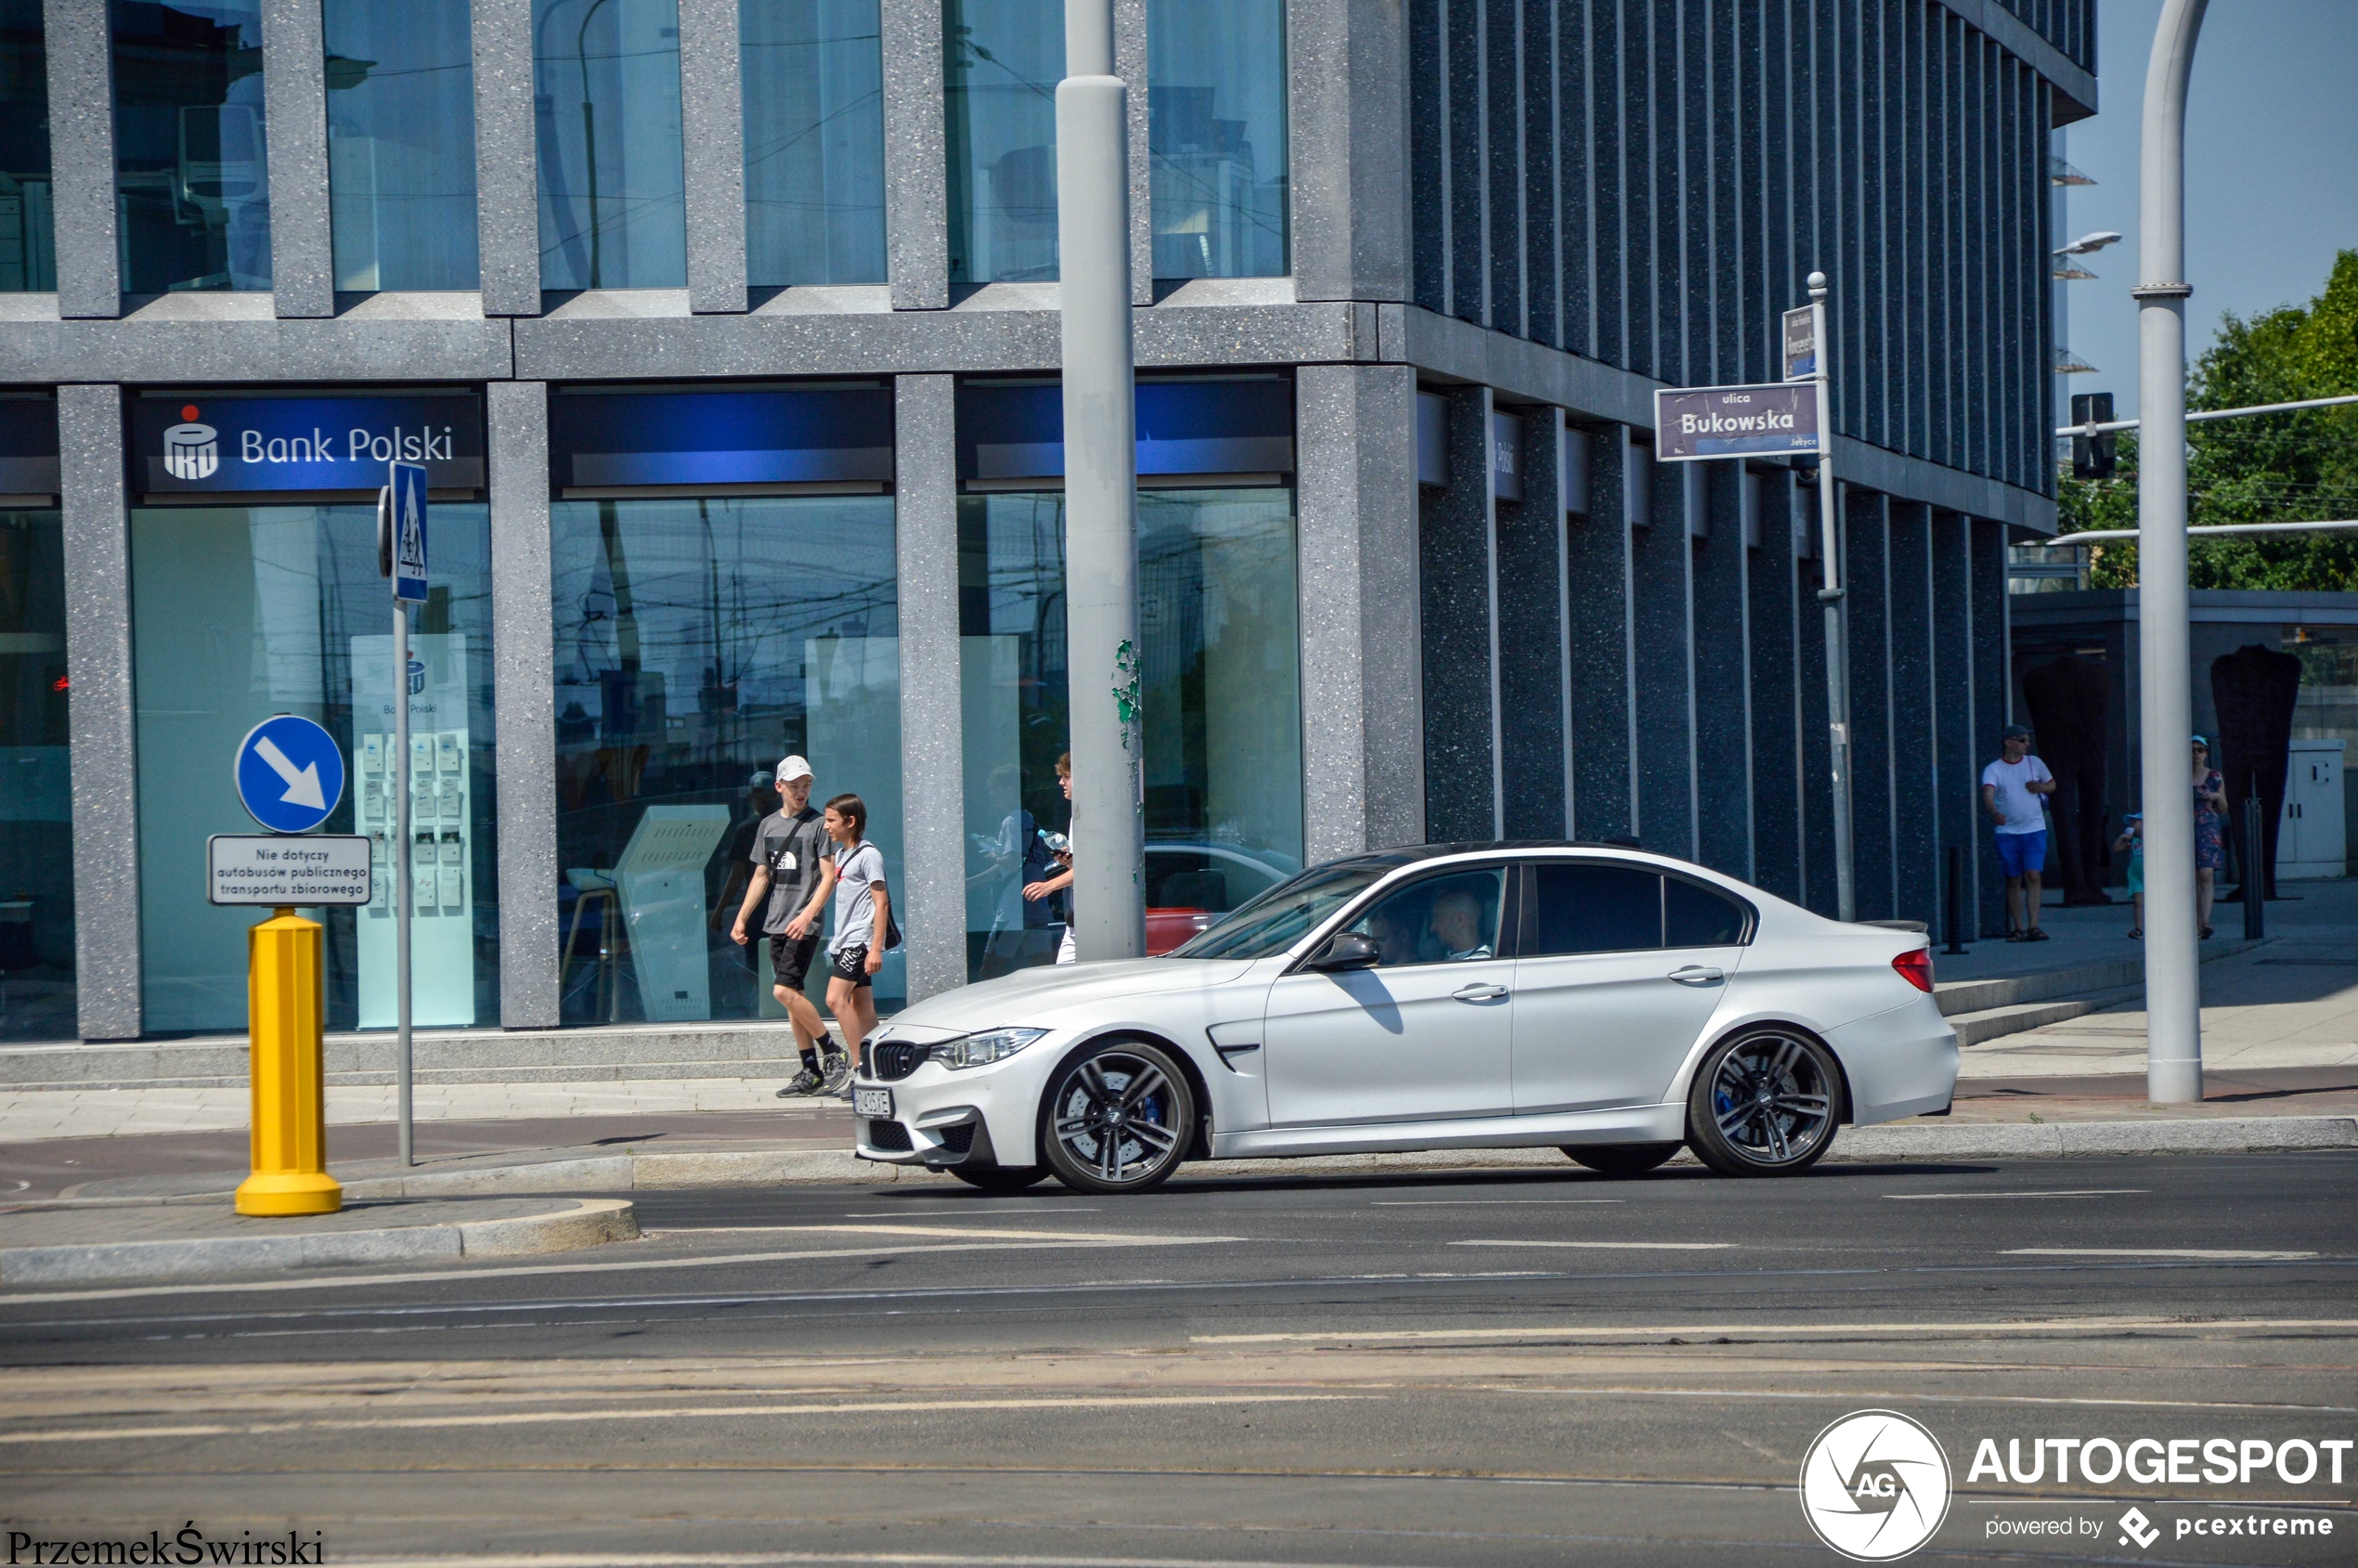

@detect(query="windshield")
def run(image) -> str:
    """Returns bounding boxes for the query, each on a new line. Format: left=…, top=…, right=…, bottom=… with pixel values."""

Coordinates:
left=1167, top=862, right=1389, bottom=959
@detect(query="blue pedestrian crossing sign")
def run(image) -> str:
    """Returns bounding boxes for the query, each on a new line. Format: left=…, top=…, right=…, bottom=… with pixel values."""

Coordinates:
left=390, top=460, right=429, bottom=603
left=234, top=715, right=346, bottom=835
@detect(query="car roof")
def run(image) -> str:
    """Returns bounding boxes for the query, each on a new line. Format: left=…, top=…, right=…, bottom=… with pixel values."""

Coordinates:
left=1331, top=840, right=1710, bottom=871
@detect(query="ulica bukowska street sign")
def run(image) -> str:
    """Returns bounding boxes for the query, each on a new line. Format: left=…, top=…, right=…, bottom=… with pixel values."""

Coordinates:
left=1653, top=382, right=1821, bottom=461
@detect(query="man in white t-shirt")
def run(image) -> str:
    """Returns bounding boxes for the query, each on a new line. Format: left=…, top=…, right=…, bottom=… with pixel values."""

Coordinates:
left=1980, top=724, right=2057, bottom=941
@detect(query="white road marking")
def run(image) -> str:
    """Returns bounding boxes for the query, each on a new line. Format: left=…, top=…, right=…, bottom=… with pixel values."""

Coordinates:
left=1447, top=1239, right=1735, bottom=1251
left=840, top=1208, right=1098, bottom=1218
left=2002, top=1247, right=2319, bottom=1261
left=1883, top=1189, right=2146, bottom=1200
left=1193, top=1315, right=2358, bottom=1344
left=1370, top=1199, right=1626, bottom=1207
left=0, top=1393, right=1364, bottom=1446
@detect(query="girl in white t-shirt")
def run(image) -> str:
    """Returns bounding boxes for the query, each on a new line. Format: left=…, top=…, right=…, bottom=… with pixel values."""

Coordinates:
left=821, top=793, right=890, bottom=1084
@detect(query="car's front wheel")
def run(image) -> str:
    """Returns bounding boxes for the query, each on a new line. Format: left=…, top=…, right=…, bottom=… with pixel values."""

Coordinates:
left=1039, top=1040, right=1196, bottom=1194
left=1561, top=1142, right=1681, bottom=1176
left=947, top=1163, right=1051, bottom=1193
left=1685, top=1027, right=1841, bottom=1175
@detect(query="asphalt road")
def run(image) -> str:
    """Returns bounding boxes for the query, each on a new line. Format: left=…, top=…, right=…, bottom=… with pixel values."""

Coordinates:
left=5, top=1152, right=2355, bottom=1565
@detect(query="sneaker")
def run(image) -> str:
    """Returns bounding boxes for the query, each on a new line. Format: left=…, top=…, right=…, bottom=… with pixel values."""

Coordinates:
left=774, top=1067, right=822, bottom=1099
left=819, top=1053, right=853, bottom=1095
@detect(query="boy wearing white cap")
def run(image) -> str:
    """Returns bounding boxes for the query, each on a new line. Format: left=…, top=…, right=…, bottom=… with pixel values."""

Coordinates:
left=731, top=756, right=845, bottom=1094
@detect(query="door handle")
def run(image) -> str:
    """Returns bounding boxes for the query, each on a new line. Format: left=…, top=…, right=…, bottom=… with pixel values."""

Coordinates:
left=1667, top=965, right=1725, bottom=985
left=1451, top=982, right=1509, bottom=1003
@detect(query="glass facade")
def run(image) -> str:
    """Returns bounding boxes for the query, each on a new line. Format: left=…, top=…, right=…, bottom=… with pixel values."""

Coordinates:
left=1147, top=0, right=1286, bottom=279
left=551, top=495, right=903, bottom=1023
left=129, top=502, right=499, bottom=1034
left=742, top=0, right=885, bottom=286
left=0, top=504, right=71, bottom=1040
left=958, top=486, right=1302, bottom=978
left=943, top=0, right=1061, bottom=285
left=0, top=1, right=52, bottom=291
left=112, top=0, right=271, bottom=293
left=323, top=0, right=479, bottom=291
left=534, top=0, right=686, bottom=291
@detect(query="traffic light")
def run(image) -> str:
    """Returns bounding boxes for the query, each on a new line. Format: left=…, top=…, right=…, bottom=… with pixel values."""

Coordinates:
left=2071, top=392, right=2116, bottom=480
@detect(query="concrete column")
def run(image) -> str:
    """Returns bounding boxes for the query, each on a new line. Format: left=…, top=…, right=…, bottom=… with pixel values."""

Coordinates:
left=262, top=0, right=334, bottom=317
left=679, top=0, right=749, bottom=313
left=1115, top=0, right=1152, bottom=303
left=1694, top=465, right=1754, bottom=879
left=1843, top=487, right=1895, bottom=920
left=1970, top=514, right=2011, bottom=935
left=58, top=385, right=139, bottom=1040
left=1632, top=451, right=1697, bottom=860
left=1747, top=471, right=1804, bottom=905
left=893, top=375, right=966, bottom=1002
left=1289, top=0, right=1409, bottom=303
left=487, top=381, right=558, bottom=1028
left=1496, top=406, right=1567, bottom=839
left=1420, top=385, right=1498, bottom=842
left=1297, top=365, right=1423, bottom=858
left=43, top=0, right=120, bottom=317
left=1888, top=501, right=1937, bottom=927
left=1931, top=509, right=1976, bottom=942
left=879, top=0, right=949, bottom=308
left=472, top=0, right=543, bottom=315
left=1564, top=421, right=1636, bottom=841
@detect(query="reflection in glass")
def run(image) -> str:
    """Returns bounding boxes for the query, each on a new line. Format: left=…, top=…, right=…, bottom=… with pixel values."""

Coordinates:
left=129, top=503, right=499, bottom=1033
left=1148, top=0, right=1287, bottom=279
left=742, top=0, right=885, bottom=285
left=944, top=0, right=1062, bottom=284
left=324, top=0, right=479, bottom=291
left=958, top=487, right=1303, bottom=978
left=551, top=496, right=902, bottom=1023
left=112, top=0, right=271, bottom=292
left=0, top=2, right=54, bottom=291
left=533, top=0, right=686, bottom=291
left=0, top=505, right=71, bottom=1039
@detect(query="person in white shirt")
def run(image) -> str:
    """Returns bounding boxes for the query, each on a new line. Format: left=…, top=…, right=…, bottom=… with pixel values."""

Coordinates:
left=1980, top=725, right=2057, bottom=941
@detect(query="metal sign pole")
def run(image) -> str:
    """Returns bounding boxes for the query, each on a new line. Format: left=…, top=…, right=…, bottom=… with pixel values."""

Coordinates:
left=394, top=593, right=413, bottom=1166
left=1808, top=272, right=1856, bottom=923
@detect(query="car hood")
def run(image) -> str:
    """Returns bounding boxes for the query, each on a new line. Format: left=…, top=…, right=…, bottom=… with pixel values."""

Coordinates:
left=883, top=957, right=1263, bottom=1036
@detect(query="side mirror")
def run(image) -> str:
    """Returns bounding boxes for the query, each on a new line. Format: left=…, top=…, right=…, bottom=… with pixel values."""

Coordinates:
left=1310, top=931, right=1380, bottom=972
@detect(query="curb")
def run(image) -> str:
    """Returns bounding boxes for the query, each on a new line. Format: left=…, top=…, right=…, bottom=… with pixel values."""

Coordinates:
left=333, top=1118, right=2358, bottom=1197
left=0, top=1198, right=638, bottom=1286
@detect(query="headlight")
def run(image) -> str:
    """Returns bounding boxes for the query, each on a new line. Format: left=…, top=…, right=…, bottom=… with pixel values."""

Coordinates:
left=933, top=1028, right=1047, bottom=1070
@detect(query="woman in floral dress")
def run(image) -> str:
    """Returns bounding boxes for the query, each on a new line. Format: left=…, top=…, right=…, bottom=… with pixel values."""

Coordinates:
left=2192, top=736, right=2228, bottom=938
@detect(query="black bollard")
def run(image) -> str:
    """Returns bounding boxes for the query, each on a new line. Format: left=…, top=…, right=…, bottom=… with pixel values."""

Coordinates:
left=2242, top=795, right=2266, bottom=940
left=1944, top=845, right=1968, bottom=954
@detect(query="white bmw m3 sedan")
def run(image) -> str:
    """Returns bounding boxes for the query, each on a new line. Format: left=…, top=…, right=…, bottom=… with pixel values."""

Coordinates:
left=849, top=843, right=1958, bottom=1194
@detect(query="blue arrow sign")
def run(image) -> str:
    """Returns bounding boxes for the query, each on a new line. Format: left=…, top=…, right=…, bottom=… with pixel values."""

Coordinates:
left=391, top=460, right=429, bottom=603
left=234, top=715, right=346, bottom=835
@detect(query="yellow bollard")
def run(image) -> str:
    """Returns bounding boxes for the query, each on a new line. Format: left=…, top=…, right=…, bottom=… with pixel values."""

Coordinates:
left=235, top=907, right=343, bottom=1216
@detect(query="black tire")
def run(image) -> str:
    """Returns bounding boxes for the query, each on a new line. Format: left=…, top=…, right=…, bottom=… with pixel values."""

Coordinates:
left=1039, top=1040, right=1196, bottom=1195
left=947, top=1163, right=1051, bottom=1193
left=1561, top=1142, right=1681, bottom=1176
left=1685, top=1026, right=1842, bottom=1176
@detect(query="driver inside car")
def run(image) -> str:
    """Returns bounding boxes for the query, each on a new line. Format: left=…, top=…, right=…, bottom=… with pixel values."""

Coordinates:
left=1427, top=888, right=1494, bottom=962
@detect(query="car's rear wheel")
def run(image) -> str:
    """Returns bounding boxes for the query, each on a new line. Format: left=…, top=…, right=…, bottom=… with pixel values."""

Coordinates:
left=1685, top=1027, right=1841, bottom=1175
left=1561, top=1142, right=1681, bottom=1176
left=1040, top=1040, right=1195, bottom=1195
left=947, top=1163, right=1051, bottom=1193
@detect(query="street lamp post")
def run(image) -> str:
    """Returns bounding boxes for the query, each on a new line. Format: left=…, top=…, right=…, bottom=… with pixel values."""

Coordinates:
left=1057, top=0, right=1146, bottom=960
left=2136, top=0, right=2209, bottom=1105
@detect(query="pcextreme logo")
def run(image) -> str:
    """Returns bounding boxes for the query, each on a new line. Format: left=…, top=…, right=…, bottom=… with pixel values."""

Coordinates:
left=1799, top=1409, right=1954, bottom=1561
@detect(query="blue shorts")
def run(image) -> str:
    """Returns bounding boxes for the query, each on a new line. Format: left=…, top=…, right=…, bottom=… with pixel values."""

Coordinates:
left=1995, top=829, right=2046, bottom=879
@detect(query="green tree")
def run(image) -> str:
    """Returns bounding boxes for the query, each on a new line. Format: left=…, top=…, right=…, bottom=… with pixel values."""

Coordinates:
left=2066, top=248, right=2358, bottom=590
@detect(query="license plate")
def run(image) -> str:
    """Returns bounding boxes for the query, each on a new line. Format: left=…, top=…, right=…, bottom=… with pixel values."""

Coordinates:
left=853, top=1087, right=894, bottom=1120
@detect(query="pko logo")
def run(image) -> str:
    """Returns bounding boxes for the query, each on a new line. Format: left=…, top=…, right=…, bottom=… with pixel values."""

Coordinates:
left=163, top=405, right=218, bottom=480
left=1800, top=1410, right=1953, bottom=1561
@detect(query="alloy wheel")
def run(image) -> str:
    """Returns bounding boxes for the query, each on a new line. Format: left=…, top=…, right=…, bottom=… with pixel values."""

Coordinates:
left=1041, top=1043, right=1193, bottom=1193
left=1690, top=1030, right=1838, bottom=1174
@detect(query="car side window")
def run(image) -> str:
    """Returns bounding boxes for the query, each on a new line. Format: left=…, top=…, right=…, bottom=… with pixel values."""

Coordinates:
left=1665, top=875, right=1749, bottom=947
left=1342, top=867, right=1508, bottom=967
left=1522, top=863, right=1664, bottom=955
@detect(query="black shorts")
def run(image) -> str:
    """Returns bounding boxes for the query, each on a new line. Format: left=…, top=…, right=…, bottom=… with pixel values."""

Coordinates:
left=768, top=930, right=821, bottom=988
left=829, top=944, right=874, bottom=988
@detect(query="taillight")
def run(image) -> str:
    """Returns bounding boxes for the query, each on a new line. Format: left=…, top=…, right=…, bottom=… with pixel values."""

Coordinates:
left=1892, top=947, right=1934, bottom=993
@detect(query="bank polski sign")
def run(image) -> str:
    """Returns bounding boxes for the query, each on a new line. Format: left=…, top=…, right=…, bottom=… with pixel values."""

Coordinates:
left=1654, top=382, right=1820, bottom=461
left=132, top=392, right=484, bottom=497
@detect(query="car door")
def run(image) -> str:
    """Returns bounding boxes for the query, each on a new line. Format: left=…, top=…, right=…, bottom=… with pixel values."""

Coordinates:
left=1262, top=863, right=1517, bottom=1128
left=1509, top=862, right=1750, bottom=1113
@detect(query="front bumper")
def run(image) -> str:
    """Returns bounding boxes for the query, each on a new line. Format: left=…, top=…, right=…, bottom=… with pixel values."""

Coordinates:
left=855, top=1100, right=1004, bottom=1168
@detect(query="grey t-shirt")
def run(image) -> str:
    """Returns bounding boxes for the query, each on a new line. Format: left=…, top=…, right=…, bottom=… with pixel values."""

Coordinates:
left=750, top=808, right=828, bottom=935
left=829, top=839, right=887, bottom=954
